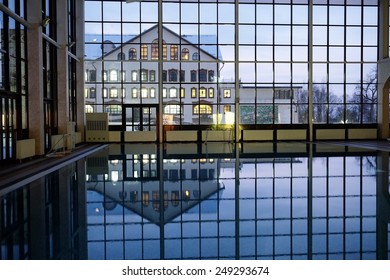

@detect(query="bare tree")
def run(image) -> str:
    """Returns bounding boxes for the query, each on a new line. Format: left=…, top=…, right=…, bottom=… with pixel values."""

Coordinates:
left=347, top=67, right=377, bottom=123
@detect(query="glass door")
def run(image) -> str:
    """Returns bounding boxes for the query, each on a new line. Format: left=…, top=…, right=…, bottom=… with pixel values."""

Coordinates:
left=1, top=97, right=16, bottom=161
left=124, top=105, right=157, bottom=132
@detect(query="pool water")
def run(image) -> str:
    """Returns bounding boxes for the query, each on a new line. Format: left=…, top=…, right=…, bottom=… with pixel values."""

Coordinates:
left=1, top=142, right=389, bottom=260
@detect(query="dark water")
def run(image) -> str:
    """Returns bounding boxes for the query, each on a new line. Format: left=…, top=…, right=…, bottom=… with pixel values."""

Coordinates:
left=1, top=142, right=389, bottom=260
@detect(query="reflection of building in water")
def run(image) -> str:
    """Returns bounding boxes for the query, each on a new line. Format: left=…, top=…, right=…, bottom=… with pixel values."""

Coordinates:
left=83, top=145, right=390, bottom=260
left=86, top=150, right=225, bottom=224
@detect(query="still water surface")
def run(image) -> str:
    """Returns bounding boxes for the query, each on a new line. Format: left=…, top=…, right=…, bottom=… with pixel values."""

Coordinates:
left=1, top=142, right=389, bottom=259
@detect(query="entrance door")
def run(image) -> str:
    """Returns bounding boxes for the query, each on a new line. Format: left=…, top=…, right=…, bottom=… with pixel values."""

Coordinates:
left=124, top=105, right=158, bottom=141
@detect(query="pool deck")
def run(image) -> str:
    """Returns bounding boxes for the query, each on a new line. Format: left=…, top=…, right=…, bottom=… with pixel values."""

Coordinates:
left=0, top=144, right=106, bottom=190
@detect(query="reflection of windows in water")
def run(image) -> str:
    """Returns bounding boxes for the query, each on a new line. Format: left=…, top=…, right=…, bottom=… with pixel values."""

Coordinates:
left=143, top=170, right=149, bottom=177
left=130, top=191, right=138, bottom=203
left=182, top=190, right=191, bottom=201
left=150, top=170, right=157, bottom=177
left=142, top=191, right=149, bottom=207
left=199, top=169, right=208, bottom=180
left=119, top=191, right=127, bottom=200
left=163, top=170, right=168, bottom=179
left=180, top=169, right=186, bottom=180
left=169, top=169, right=179, bottom=181
left=191, top=169, right=197, bottom=180
left=172, top=191, right=179, bottom=207
left=152, top=191, right=168, bottom=211
left=209, top=169, right=215, bottom=179
left=193, top=190, right=200, bottom=198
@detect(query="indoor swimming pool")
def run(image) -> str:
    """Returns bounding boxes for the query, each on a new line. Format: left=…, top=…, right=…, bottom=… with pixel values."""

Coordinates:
left=1, top=142, right=389, bottom=260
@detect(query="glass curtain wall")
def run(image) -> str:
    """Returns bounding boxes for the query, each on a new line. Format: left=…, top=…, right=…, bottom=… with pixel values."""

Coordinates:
left=42, top=0, right=58, bottom=152
left=0, top=0, right=27, bottom=161
left=84, top=0, right=379, bottom=140
left=68, top=0, right=78, bottom=123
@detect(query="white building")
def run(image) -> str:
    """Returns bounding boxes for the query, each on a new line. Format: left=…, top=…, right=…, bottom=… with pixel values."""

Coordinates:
left=84, top=25, right=299, bottom=139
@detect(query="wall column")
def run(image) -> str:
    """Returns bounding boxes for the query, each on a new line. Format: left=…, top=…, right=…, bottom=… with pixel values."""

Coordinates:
left=26, top=2, right=45, bottom=155
left=378, top=0, right=389, bottom=139
left=56, top=0, right=70, bottom=135
left=76, top=0, right=86, bottom=140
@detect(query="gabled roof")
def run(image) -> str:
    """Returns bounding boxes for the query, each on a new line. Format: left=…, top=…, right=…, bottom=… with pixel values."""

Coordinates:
left=86, top=24, right=222, bottom=61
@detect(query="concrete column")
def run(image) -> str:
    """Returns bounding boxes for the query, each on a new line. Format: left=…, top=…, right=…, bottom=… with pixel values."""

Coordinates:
left=26, top=2, right=45, bottom=155
left=76, top=0, right=86, bottom=141
left=378, top=0, right=390, bottom=140
left=57, top=0, right=70, bottom=135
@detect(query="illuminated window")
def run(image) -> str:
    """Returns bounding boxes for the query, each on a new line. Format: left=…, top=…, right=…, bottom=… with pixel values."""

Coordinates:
left=85, top=105, right=93, bottom=113
left=199, top=87, right=206, bottom=98
left=152, top=39, right=167, bottom=60
left=150, top=88, right=156, bottom=98
left=224, top=105, right=232, bottom=113
left=110, top=87, right=118, bottom=98
left=163, top=88, right=167, bottom=98
left=152, top=40, right=158, bottom=59
left=191, top=88, right=197, bottom=98
left=103, top=70, right=108, bottom=81
left=149, top=70, right=156, bottom=81
left=131, top=70, right=138, bottom=81
left=132, top=88, right=138, bottom=98
left=169, top=87, right=178, bottom=98
left=193, top=104, right=212, bottom=115
left=208, top=88, right=214, bottom=98
left=141, top=69, right=148, bottom=82
left=105, top=105, right=121, bottom=115
left=171, top=45, right=178, bottom=60
left=120, top=71, right=126, bottom=81
left=141, top=44, right=148, bottom=60
left=224, top=89, right=231, bottom=98
left=181, top=48, right=189, bottom=60
left=164, top=104, right=181, bottom=114
left=109, top=70, right=118, bottom=81
left=141, top=87, right=148, bottom=98
left=180, top=88, right=185, bottom=98
left=102, top=87, right=108, bottom=98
